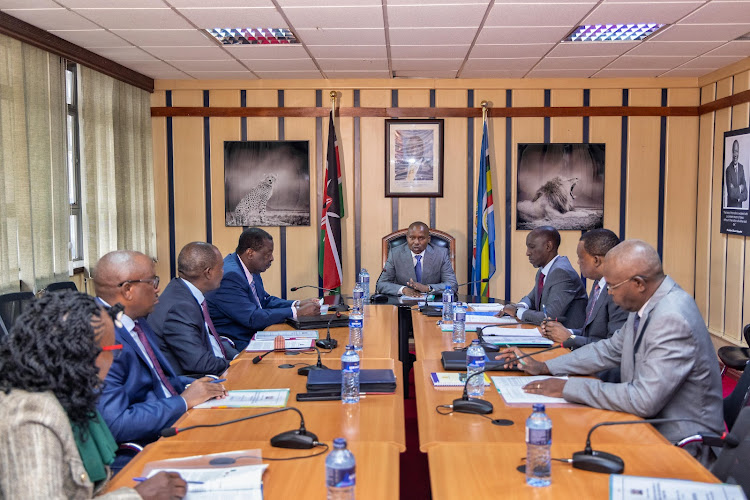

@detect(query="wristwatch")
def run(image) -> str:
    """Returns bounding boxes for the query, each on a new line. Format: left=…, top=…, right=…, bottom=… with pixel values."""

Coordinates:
left=427, top=285, right=434, bottom=293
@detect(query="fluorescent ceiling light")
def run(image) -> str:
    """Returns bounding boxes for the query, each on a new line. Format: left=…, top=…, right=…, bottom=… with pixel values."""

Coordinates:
left=206, top=28, right=298, bottom=45
left=564, top=24, right=665, bottom=42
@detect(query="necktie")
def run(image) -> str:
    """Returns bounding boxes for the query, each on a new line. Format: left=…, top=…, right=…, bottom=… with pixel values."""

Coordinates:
left=585, top=283, right=601, bottom=323
left=250, top=279, right=263, bottom=308
left=536, top=272, right=545, bottom=309
left=633, top=314, right=641, bottom=334
left=415, top=255, right=423, bottom=283
left=201, top=300, right=227, bottom=358
left=133, top=322, right=178, bottom=396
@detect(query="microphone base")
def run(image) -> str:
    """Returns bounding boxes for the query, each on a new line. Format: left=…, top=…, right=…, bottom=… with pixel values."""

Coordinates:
left=297, top=364, right=329, bottom=376
left=316, top=338, right=338, bottom=350
left=453, top=397, right=494, bottom=414
left=572, top=450, right=625, bottom=474
left=271, top=429, right=318, bottom=449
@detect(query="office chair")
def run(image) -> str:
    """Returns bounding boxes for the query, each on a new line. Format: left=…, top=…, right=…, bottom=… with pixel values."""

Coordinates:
left=44, top=281, right=78, bottom=293
left=0, top=292, right=35, bottom=332
left=718, top=324, right=750, bottom=375
left=381, top=228, right=456, bottom=271
left=710, top=406, right=750, bottom=497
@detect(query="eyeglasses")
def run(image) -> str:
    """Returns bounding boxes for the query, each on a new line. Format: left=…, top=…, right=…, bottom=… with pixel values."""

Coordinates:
left=607, top=275, right=645, bottom=291
left=117, top=276, right=160, bottom=289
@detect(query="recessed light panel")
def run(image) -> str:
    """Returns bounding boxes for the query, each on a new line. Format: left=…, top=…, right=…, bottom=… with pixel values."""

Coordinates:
left=564, top=24, right=665, bottom=42
left=206, top=28, right=298, bottom=45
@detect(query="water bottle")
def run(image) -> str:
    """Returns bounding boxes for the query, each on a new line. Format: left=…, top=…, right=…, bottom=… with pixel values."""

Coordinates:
left=348, top=308, right=363, bottom=351
left=341, top=345, right=360, bottom=404
left=326, top=437, right=356, bottom=500
left=358, top=268, right=370, bottom=301
left=442, top=285, right=454, bottom=322
left=466, top=339, right=485, bottom=397
left=452, top=302, right=466, bottom=344
left=526, top=403, right=552, bottom=487
left=352, top=281, right=364, bottom=312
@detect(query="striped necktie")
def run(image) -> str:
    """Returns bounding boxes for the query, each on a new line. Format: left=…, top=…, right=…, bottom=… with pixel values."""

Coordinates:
left=133, top=322, right=178, bottom=396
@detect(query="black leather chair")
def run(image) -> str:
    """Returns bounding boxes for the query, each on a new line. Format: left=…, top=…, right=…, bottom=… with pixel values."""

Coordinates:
left=724, top=363, right=750, bottom=432
left=710, top=406, right=750, bottom=497
left=381, top=228, right=456, bottom=271
left=44, top=281, right=78, bottom=293
left=718, top=324, right=750, bottom=374
left=0, top=292, right=35, bottom=333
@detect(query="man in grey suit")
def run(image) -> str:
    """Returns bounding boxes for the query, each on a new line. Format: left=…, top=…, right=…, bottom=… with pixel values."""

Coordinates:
left=541, top=228, right=628, bottom=350
left=375, top=221, right=458, bottom=297
left=502, top=226, right=587, bottom=328
left=497, top=240, right=724, bottom=459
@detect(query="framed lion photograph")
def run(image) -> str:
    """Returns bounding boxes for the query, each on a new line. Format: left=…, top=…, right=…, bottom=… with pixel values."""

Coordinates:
left=516, top=143, right=605, bottom=231
left=224, top=140, right=310, bottom=227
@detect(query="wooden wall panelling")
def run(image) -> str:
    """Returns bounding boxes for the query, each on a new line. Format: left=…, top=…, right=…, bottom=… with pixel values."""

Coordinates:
left=695, top=84, right=716, bottom=321
left=589, top=89, right=624, bottom=238
left=510, top=90, right=545, bottom=300
left=171, top=90, right=205, bottom=275
left=208, top=90, right=241, bottom=258
left=708, top=78, right=733, bottom=334
left=663, top=88, right=700, bottom=295
left=624, top=89, right=661, bottom=245
left=151, top=91, right=170, bottom=284
left=359, top=90, right=391, bottom=283
left=396, top=90, right=432, bottom=228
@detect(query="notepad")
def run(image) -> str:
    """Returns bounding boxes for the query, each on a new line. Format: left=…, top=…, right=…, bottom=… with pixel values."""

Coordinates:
left=147, top=464, right=267, bottom=499
left=194, top=389, right=290, bottom=409
left=609, top=475, right=745, bottom=500
left=430, top=372, right=490, bottom=387
left=253, top=330, right=318, bottom=340
left=245, top=338, right=314, bottom=351
left=491, top=376, right=569, bottom=404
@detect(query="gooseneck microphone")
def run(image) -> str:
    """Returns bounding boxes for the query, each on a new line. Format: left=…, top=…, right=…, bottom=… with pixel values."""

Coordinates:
left=290, top=285, right=340, bottom=293
left=451, top=369, right=494, bottom=414
left=252, top=348, right=282, bottom=364
left=315, top=312, right=340, bottom=350
left=456, top=278, right=489, bottom=288
left=160, top=406, right=319, bottom=449
left=297, top=346, right=329, bottom=376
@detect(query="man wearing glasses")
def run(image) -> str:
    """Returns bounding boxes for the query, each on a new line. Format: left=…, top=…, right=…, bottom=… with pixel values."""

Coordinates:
left=94, top=250, right=227, bottom=470
left=496, top=240, right=723, bottom=462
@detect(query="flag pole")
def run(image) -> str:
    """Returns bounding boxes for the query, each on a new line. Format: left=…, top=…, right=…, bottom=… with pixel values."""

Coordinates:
left=481, top=99, right=488, bottom=125
left=330, top=90, right=336, bottom=114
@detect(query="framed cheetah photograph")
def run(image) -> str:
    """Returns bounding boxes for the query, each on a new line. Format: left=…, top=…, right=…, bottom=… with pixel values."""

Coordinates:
left=224, top=141, right=310, bottom=227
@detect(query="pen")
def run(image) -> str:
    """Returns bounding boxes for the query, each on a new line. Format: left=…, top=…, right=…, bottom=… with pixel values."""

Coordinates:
left=210, top=378, right=226, bottom=384
left=133, top=477, right=204, bottom=484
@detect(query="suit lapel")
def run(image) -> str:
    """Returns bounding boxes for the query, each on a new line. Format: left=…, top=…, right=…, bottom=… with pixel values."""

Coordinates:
left=401, top=245, right=417, bottom=281
left=116, top=324, right=160, bottom=390
left=585, top=283, right=606, bottom=327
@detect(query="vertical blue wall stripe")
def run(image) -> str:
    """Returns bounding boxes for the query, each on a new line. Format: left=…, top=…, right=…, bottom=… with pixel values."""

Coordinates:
left=504, top=90, right=513, bottom=301
left=354, top=90, right=362, bottom=278
left=619, top=89, right=629, bottom=240
left=240, top=90, right=247, bottom=140
left=467, top=90, right=475, bottom=283
left=203, top=90, right=212, bottom=244
left=430, top=89, right=437, bottom=228
left=391, top=90, right=399, bottom=232
left=166, top=90, right=176, bottom=278
left=543, top=89, right=551, bottom=144
left=277, top=90, right=287, bottom=299
left=657, top=88, right=668, bottom=259
left=316, top=90, right=323, bottom=288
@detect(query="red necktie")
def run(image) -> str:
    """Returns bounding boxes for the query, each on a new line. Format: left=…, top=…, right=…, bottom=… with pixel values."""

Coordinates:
left=133, top=322, right=178, bottom=396
left=536, top=272, right=545, bottom=309
left=201, top=300, right=227, bottom=357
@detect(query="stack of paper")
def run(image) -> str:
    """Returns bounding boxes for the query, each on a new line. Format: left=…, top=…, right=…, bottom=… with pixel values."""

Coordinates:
left=253, top=330, right=318, bottom=340
left=147, top=464, right=268, bottom=500
left=430, top=372, right=491, bottom=387
left=481, top=326, right=553, bottom=346
left=467, top=303, right=505, bottom=313
left=245, top=338, right=314, bottom=351
left=609, top=475, right=745, bottom=500
left=491, top=376, right=570, bottom=404
left=194, top=389, right=290, bottom=409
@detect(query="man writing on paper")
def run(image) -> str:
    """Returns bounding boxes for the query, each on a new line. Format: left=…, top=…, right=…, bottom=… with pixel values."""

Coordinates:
left=496, top=240, right=723, bottom=460
left=149, top=242, right=239, bottom=377
left=375, top=221, right=458, bottom=297
left=500, top=226, right=587, bottom=328
left=207, top=227, right=320, bottom=350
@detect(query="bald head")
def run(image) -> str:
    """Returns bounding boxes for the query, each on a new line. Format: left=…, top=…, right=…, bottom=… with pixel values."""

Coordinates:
left=605, top=240, right=663, bottom=279
left=177, top=242, right=224, bottom=293
left=93, top=250, right=159, bottom=320
left=603, top=240, right=665, bottom=312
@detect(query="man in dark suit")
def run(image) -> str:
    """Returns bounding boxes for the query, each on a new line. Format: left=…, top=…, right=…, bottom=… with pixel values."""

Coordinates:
left=207, top=228, right=320, bottom=350
left=94, top=250, right=226, bottom=469
left=375, top=221, right=458, bottom=297
left=726, top=139, right=747, bottom=208
left=501, top=226, right=587, bottom=328
left=149, top=242, right=239, bottom=377
left=540, top=228, right=628, bottom=350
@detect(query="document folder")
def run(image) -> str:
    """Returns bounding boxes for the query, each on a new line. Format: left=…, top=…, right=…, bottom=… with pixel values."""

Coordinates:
left=306, top=369, right=397, bottom=393
left=286, top=314, right=350, bottom=329
left=440, top=350, right=521, bottom=372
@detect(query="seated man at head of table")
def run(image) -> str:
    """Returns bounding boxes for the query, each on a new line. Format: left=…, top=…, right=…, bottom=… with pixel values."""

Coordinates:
left=496, top=239, right=724, bottom=463
left=375, top=221, right=458, bottom=297
left=207, top=227, right=320, bottom=351
left=148, top=242, right=240, bottom=377
left=501, top=226, right=587, bottom=328
left=94, top=250, right=227, bottom=470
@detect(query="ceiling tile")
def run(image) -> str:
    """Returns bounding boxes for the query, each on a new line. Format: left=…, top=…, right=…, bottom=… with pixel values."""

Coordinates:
left=170, top=59, right=247, bottom=71
left=255, top=70, right=324, bottom=78
left=90, top=46, right=157, bottom=61
left=308, top=45, right=387, bottom=58
left=278, top=0, right=380, bottom=5
left=58, top=0, right=167, bottom=6
left=492, top=0, right=596, bottom=3
left=471, top=43, right=553, bottom=58
left=626, top=40, right=724, bottom=56
left=225, top=44, right=309, bottom=59
left=476, top=26, right=571, bottom=44
left=386, top=4, right=488, bottom=28
left=170, top=0, right=272, bottom=6
left=679, top=54, right=747, bottom=68
left=149, top=71, right=194, bottom=79
left=459, top=69, right=528, bottom=78
left=394, top=70, right=458, bottom=78
left=681, top=1, right=750, bottom=23
left=389, top=27, right=476, bottom=45
left=283, top=6, right=383, bottom=29
left=324, top=70, right=392, bottom=78
left=177, top=7, right=285, bottom=28
left=2, top=8, right=99, bottom=30
left=463, top=57, right=539, bottom=71
left=390, top=45, right=470, bottom=58
left=535, top=55, right=616, bottom=69
left=295, top=28, right=385, bottom=45
left=485, top=2, right=594, bottom=27
left=0, top=0, right=58, bottom=7
left=607, top=55, right=693, bottom=69
left=583, top=2, right=704, bottom=25
left=186, top=71, right=258, bottom=79
left=317, top=58, right=388, bottom=70
left=592, top=68, right=666, bottom=77
left=112, top=29, right=217, bottom=46
left=705, top=41, right=750, bottom=57
left=391, top=59, right=462, bottom=70
left=547, top=41, right=637, bottom=56
left=74, top=8, right=192, bottom=29
left=146, top=46, right=233, bottom=60
left=526, top=68, right=597, bottom=78
left=50, top=29, right=132, bottom=48
left=245, top=59, right=317, bottom=71
left=650, top=23, right=749, bottom=42
left=388, top=0, right=489, bottom=4
left=659, top=67, right=711, bottom=77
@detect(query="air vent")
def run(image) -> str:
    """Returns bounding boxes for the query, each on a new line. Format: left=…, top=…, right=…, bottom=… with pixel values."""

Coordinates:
left=563, top=24, right=665, bottom=42
left=206, top=28, right=298, bottom=45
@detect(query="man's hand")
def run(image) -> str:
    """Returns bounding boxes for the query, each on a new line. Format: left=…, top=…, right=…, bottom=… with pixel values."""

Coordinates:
left=522, top=378, right=566, bottom=398
left=402, top=286, right=423, bottom=297
left=406, top=279, right=430, bottom=293
left=297, top=299, right=321, bottom=316
left=540, top=320, right=571, bottom=344
left=181, top=377, right=227, bottom=409
left=494, top=347, right=549, bottom=375
left=500, top=304, right=517, bottom=318
left=134, top=471, right=187, bottom=499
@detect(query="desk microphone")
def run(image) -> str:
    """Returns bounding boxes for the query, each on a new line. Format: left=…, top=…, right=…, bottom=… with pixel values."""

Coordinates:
left=297, top=346, right=329, bottom=376
left=290, top=284, right=339, bottom=293
left=451, top=369, right=494, bottom=414
left=160, top=406, right=319, bottom=449
left=316, top=313, right=340, bottom=350
left=456, top=278, right=489, bottom=289
left=252, top=348, right=284, bottom=364
left=573, top=418, right=737, bottom=473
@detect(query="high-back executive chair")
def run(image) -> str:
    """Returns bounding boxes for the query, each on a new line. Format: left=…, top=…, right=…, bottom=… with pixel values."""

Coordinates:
left=381, top=228, right=456, bottom=271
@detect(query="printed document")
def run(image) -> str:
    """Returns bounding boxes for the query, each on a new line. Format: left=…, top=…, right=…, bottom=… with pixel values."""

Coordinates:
left=492, top=376, right=570, bottom=404
left=147, top=464, right=268, bottom=500
left=194, top=389, right=290, bottom=408
left=609, top=475, right=746, bottom=500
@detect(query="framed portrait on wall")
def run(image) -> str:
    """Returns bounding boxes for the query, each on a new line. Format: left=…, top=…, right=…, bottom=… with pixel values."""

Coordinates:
left=385, top=119, right=444, bottom=197
left=720, top=127, right=750, bottom=236
left=224, top=141, right=310, bottom=227
left=516, top=143, right=605, bottom=231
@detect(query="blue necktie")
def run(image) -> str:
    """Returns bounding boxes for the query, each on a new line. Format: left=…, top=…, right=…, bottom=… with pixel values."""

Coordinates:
left=415, top=255, right=422, bottom=283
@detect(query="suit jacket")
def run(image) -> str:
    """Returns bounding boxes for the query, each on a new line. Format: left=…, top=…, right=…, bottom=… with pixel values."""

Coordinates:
left=375, top=243, right=458, bottom=295
left=546, top=276, right=724, bottom=444
left=206, top=253, right=294, bottom=351
left=519, top=256, right=587, bottom=328
left=148, top=278, right=239, bottom=377
left=726, top=162, right=747, bottom=207
left=562, top=280, right=628, bottom=350
left=98, top=320, right=190, bottom=448
left=0, top=390, right=139, bottom=499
